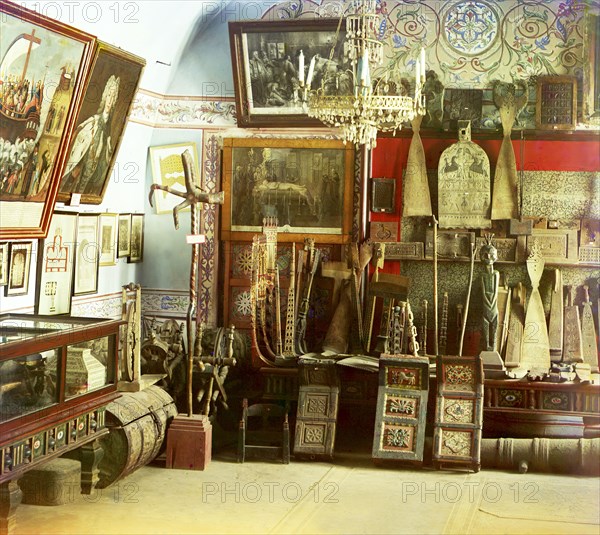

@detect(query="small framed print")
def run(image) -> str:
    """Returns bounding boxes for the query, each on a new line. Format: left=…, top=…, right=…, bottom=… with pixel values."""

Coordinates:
left=128, top=214, right=144, bottom=263
left=6, top=242, right=33, bottom=297
left=99, top=213, right=118, bottom=266
left=36, top=212, right=77, bottom=315
left=0, top=243, right=8, bottom=286
left=73, top=214, right=100, bottom=296
left=117, top=214, right=131, bottom=258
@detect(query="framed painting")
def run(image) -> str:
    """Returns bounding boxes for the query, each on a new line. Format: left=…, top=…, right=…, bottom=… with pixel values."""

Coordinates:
left=58, top=41, right=146, bottom=204
left=229, top=19, right=346, bottom=127
left=36, top=212, right=77, bottom=314
left=0, top=2, right=96, bottom=239
left=5, top=242, right=33, bottom=297
left=73, top=214, right=99, bottom=295
left=148, top=143, right=198, bottom=214
left=117, top=213, right=131, bottom=258
left=0, top=243, right=8, bottom=286
left=128, top=214, right=145, bottom=263
left=99, top=213, right=118, bottom=266
left=221, top=138, right=354, bottom=243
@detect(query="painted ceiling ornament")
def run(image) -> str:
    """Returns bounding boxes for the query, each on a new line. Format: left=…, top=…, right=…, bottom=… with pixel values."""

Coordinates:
left=490, top=80, right=528, bottom=221
left=442, top=0, right=500, bottom=56
left=437, top=120, right=491, bottom=229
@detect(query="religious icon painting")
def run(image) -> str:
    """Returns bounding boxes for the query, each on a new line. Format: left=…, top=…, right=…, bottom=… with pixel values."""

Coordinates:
left=36, top=212, right=77, bottom=314
left=57, top=41, right=145, bottom=205
left=0, top=2, right=95, bottom=239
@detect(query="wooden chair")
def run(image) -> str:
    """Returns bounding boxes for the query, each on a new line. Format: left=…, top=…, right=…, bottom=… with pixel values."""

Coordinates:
left=237, top=398, right=290, bottom=463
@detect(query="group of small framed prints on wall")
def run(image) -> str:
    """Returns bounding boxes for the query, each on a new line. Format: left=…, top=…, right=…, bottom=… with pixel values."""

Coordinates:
left=0, top=211, right=144, bottom=315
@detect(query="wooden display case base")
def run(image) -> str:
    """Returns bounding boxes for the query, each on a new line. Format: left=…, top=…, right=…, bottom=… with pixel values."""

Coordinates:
left=165, top=415, right=212, bottom=471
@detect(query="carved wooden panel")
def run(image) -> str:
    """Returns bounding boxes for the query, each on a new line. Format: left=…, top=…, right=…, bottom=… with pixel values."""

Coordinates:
left=372, top=354, right=430, bottom=465
left=437, top=122, right=491, bottom=229
left=369, top=222, right=398, bottom=242
left=425, top=230, right=475, bottom=260
left=381, top=242, right=424, bottom=260
left=526, top=229, right=578, bottom=264
left=433, top=355, right=483, bottom=472
left=294, top=358, right=339, bottom=460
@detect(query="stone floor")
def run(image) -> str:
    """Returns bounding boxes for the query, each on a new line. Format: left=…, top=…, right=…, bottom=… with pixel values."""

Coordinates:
left=11, top=432, right=600, bottom=535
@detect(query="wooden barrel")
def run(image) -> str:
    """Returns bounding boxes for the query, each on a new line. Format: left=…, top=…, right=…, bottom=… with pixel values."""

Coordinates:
left=97, top=386, right=177, bottom=488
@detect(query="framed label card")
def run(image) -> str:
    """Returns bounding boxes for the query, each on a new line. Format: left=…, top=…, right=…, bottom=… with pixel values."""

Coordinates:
left=99, top=213, right=118, bottom=266
left=36, top=212, right=77, bottom=314
left=117, top=214, right=131, bottom=258
left=5, top=242, right=33, bottom=296
left=74, top=214, right=99, bottom=295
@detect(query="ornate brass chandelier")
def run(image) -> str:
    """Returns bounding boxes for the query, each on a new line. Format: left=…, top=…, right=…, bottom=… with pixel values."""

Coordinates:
left=300, top=0, right=426, bottom=150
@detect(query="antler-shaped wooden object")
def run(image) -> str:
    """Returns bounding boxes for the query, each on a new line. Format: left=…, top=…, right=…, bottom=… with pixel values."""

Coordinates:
left=149, top=150, right=224, bottom=230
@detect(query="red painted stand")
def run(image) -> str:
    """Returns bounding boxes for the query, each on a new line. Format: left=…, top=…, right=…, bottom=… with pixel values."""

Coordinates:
left=165, top=415, right=212, bottom=471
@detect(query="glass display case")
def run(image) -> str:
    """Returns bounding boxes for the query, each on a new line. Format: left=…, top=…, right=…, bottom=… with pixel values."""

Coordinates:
left=0, top=313, right=123, bottom=486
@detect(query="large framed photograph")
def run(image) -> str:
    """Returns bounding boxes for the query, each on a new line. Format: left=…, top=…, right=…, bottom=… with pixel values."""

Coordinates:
left=221, top=138, right=354, bottom=243
left=99, top=213, right=118, bottom=266
left=5, top=242, right=33, bottom=297
left=117, top=214, right=132, bottom=258
left=0, top=2, right=95, bottom=239
left=148, top=143, right=198, bottom=214
left=128, top=214, right=145, bottom=263
left=0, top=243, right=8, bottom=286
left=58, top=41, right=145, bottom=204
left=36, top=212, right=77, bottom=314
left=229, top=19, right=346, bottom=127
left=73, top=214, right=99, bottom=295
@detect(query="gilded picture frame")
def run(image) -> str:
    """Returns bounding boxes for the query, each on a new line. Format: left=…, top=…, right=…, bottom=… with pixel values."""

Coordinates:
left=73, top=213, right=99, bottom=295
left=5, top=242, right=33, bottom=297
left=0, top=2, right=95, bottom=239
left=57, top=41, right=145, bottom=204
left=221, top=138, right=354, bottom=243
left=36, top=212, right=77, bottom=315
left=148, top=142, right=198, bottom=214
left=229, top=18, right=346, bottom=127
